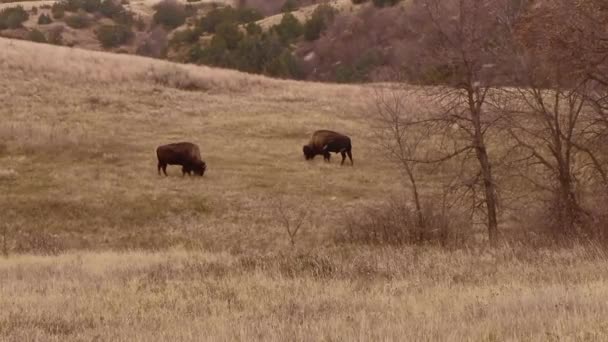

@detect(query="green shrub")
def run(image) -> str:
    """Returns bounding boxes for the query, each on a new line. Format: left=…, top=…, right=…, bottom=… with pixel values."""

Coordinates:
left=51, top=2, right=65, bottom=19
left=82, top=0, right=101, bottom=12
left=236, top=7, right=262, bottom=23
left=96, top=23, right=133, bottom=48
left=99, top=0, right=124, bottom=18
left=304, top=4, right=335, bottom=41
left=273, top=12, right=302, bottom=43
left=27, top=29, right=47, bottom=43
left=197, top=6, right=261, bottom=33
left=334, top=49, right=382, bottom=83
left=152, top=0, right=186, bottom=29
left=37, top=13, right=52, bottom=24
left=214, top=21, right=242, bottom=49
left=266, top=50, right=302, bottom=79
left=245, top=22, right=262, bottom=35
left=0, top=6, right=29, bottom=29
left=62, top=0, right=83, bottom=12
left=372, top=0, right=401, bottom=7
left=111, top=9, right=134, bottom=26
left=65, top=13, right=90, bottom=28
left=281, top=0, right=297, bottom=12
left=170, top=27, right=201, bottom=46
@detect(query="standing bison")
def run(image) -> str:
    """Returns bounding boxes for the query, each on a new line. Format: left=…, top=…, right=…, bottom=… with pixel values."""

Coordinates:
left=156, top=142, right=207, bottom=176
left=302, top=130, right=353, bottom=165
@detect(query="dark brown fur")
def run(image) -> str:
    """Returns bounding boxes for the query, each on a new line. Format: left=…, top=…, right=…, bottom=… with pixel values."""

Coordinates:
left=156, top=142, right=207, bottom=177
left=302, top=130, right=353, bottom=165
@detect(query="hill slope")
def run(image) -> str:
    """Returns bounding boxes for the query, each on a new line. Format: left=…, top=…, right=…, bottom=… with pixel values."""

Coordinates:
left=0, top=37, right=394, bottom=252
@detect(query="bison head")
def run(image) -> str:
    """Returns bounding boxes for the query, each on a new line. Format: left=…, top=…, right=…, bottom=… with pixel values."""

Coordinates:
left=303, top=145, right=315, bottom=160
left=193, top=160, right=207, bottom=176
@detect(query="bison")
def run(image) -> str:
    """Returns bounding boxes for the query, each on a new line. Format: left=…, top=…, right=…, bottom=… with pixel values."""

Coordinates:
left=302, top=130, right=353, bottom=165
left=156, top=142, right=207, bottom=177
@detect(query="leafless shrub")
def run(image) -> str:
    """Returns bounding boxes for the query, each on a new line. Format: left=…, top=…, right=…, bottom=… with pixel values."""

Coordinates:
left=337, top=196, right=468, bottom=248
left=145, top=64, right=211, bottom=91
left=272, top=196, right=311, bottom=247
left=136, top=26, right=168, bottom=58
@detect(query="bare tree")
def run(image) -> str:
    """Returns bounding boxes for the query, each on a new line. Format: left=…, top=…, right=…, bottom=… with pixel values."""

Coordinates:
left=396, top=0, right=522, bottom=245
left=506, top=0, right=608, bottom=237
left=370, top=85, right=427, bottom=232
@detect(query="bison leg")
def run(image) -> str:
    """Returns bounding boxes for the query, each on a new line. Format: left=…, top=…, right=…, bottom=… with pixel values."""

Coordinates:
left=347, top=149, right=353, bottom=166
left=159, top=162, right=168, bottom=176
left=323, top=151, right=331, bottom=162
left=340, top=151, right=347, bottom=165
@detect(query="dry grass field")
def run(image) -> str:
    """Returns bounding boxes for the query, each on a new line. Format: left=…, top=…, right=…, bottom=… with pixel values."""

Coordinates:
left=2, top=38, right=608, bottom=340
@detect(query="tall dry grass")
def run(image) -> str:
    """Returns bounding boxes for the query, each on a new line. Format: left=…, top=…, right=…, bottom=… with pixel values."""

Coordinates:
left=2, top=246, right=608, bottom=341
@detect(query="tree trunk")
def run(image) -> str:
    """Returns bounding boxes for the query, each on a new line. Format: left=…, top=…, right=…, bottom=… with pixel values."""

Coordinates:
left=469, top=90, right=499, bottom=246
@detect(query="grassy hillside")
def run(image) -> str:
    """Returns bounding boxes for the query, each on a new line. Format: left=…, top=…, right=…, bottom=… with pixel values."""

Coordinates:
left=3, top=39, right=608, bottom=341
left=0, top=37, right=396, bottom=253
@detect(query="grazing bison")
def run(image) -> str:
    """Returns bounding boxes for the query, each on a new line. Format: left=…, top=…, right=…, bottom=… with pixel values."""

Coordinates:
left=302, top=130, right=353, bottom=165
left=156, top=142, right=207, bottom=177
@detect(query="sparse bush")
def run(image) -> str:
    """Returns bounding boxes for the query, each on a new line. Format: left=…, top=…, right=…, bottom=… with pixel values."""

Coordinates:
left=0, top=6, right=29, bottom=29
left=27, top=28, right=47, bottom=43
left=65, top=12, right=90, bottom=29
left=136, top=26, right=167, bottom=58
left=351, top=0, right=368, bottom=3
left=273, top=198, right=310, bottom=247
left=96, top=23, right=133, bottom=48
left=30, top=6, right=38, bottom=14
left=146, top=65, right=210, bottom=91
left=37, top=13, right=52, bottom=24
left=152, top=0, right=186, bottom=29
left=48, top=25, right=64, bottom=45
left=303, top=4, right=335, bottom=41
